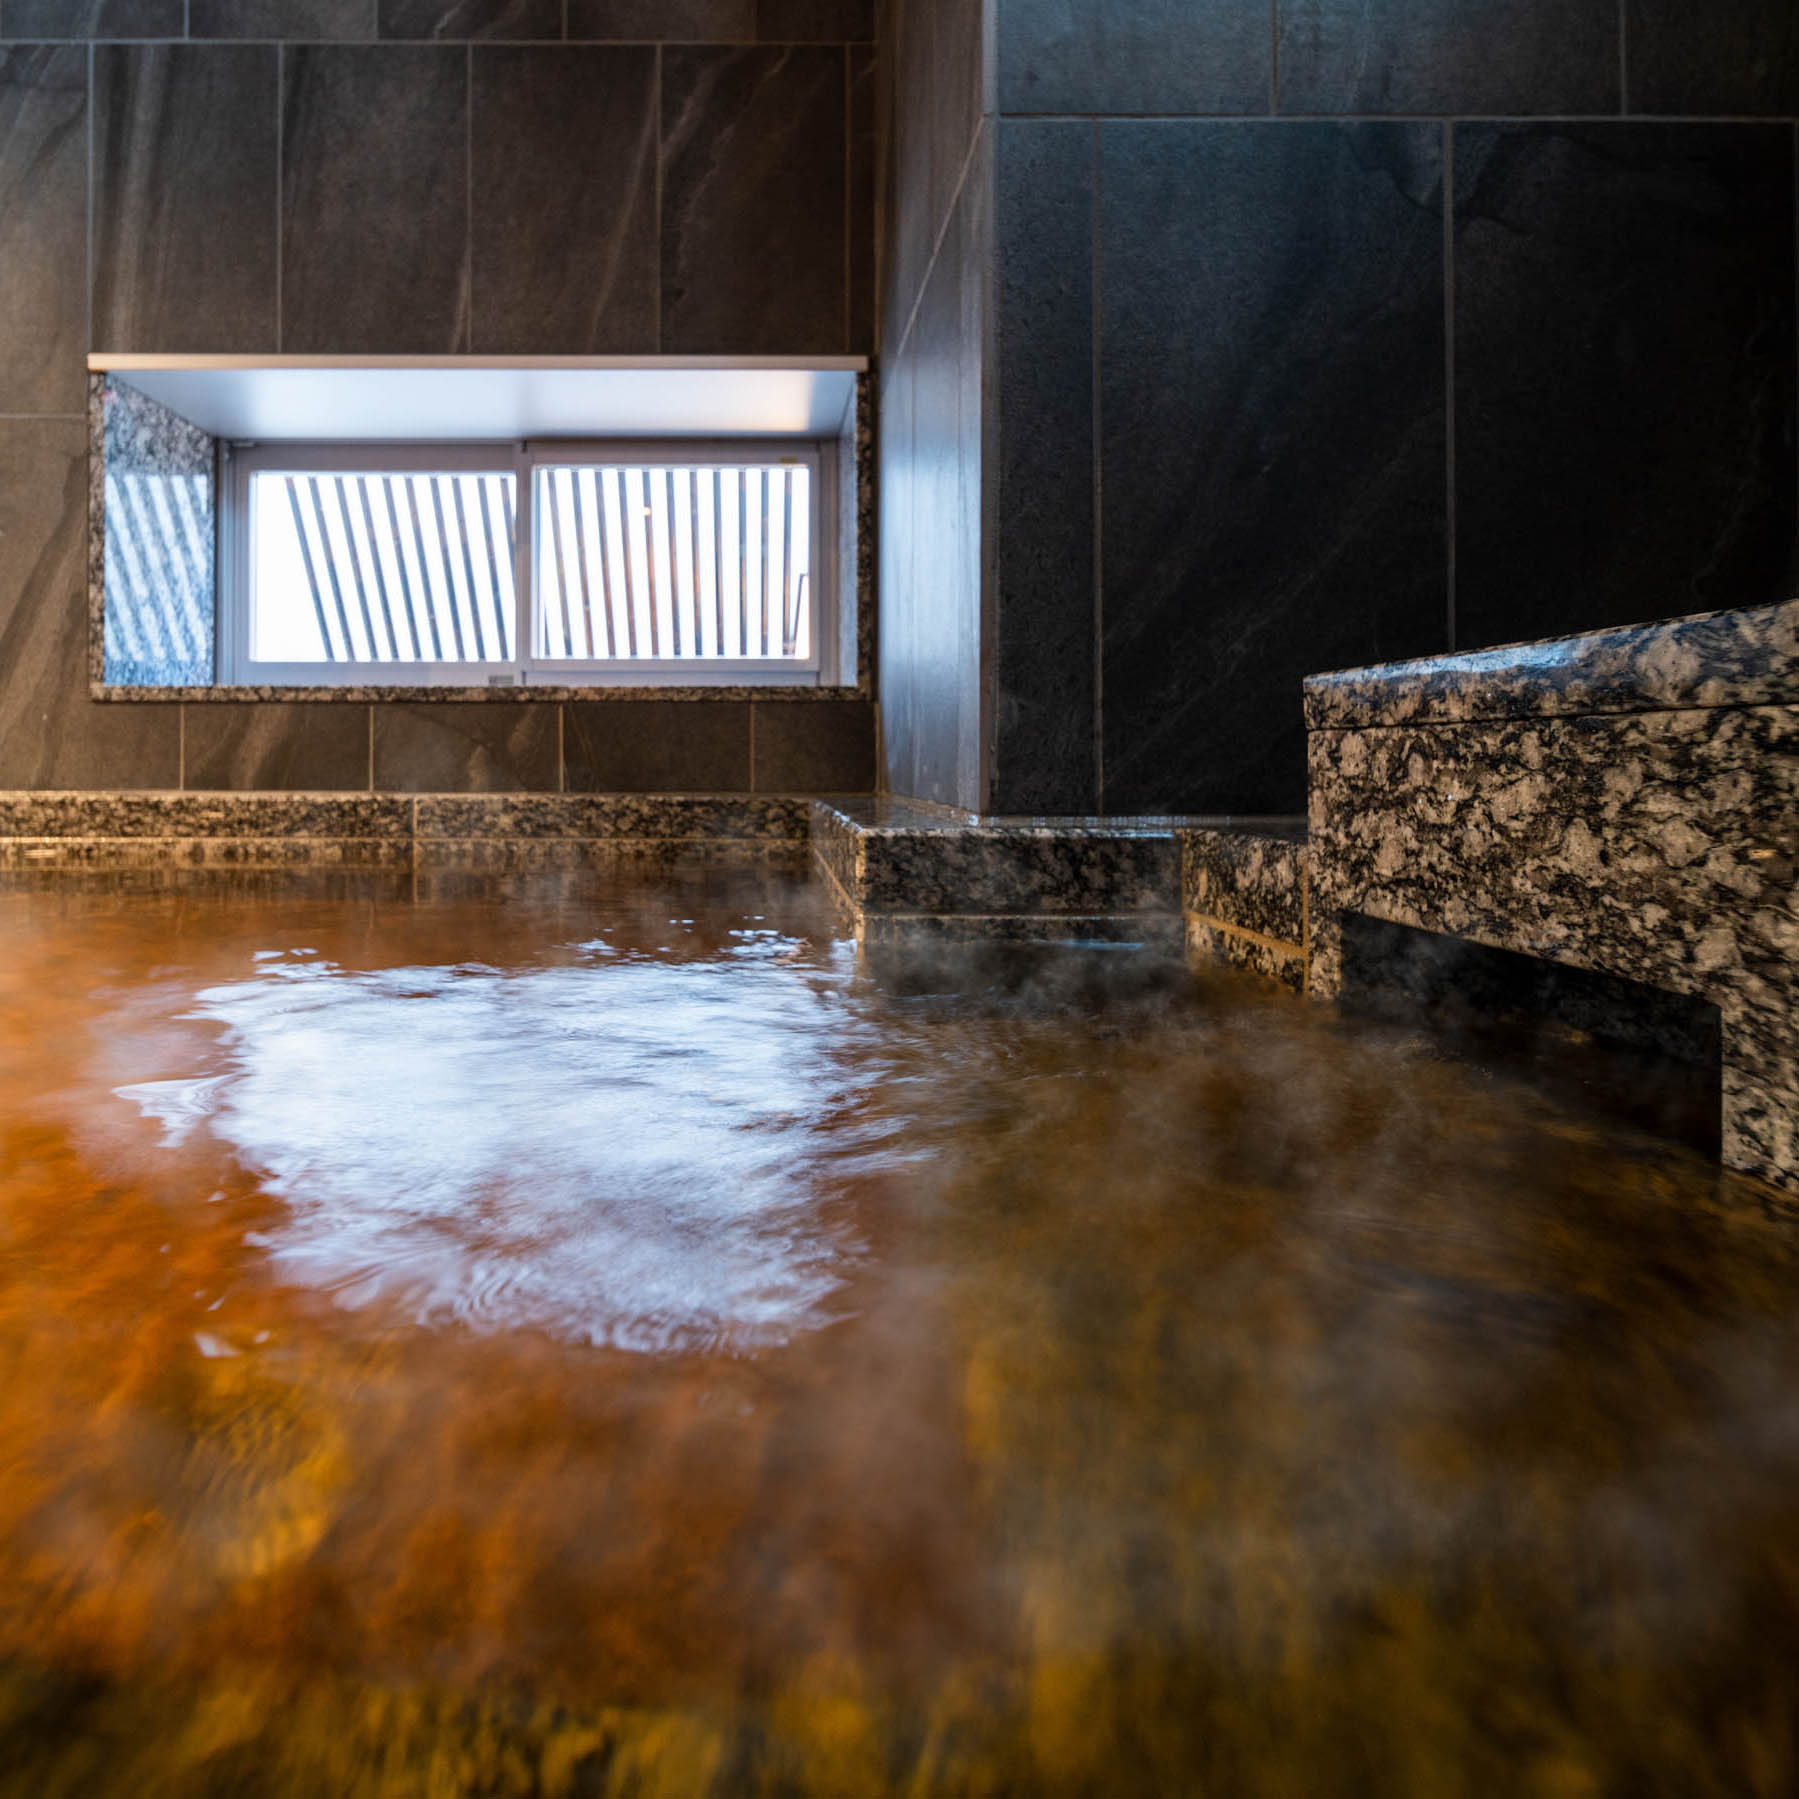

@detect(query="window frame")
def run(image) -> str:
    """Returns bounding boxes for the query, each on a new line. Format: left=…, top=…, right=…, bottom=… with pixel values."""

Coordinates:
left=219, top=436, right=837, bottom=689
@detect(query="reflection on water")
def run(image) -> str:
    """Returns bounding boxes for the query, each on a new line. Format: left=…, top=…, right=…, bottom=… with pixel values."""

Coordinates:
left=0, top=867, right=1796, bottom=1796
left=118, top=938, right=871, bottom=1352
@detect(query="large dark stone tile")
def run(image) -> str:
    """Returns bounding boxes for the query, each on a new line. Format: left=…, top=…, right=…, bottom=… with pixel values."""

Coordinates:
left=0, top=48, right=84, bottom=415
left=1276, top=0, right=1618, bottom=115
left=3, top=0, right=181, bottom=35
left=567, top=0, right=751, bottom=37
left=881, top=0, right=982, bottom=362
left=756, top=0, right=870, bottom=39
left=662, top=45, right=846, bottom=352
left=189, top=0, right=374, bottom=35
left=381, top=0, right=558, bottom=36
left=879, top=130, right=986, bottom=809
left=184, top=703, right=371, bottom=790
left=752, top=697, right=875, bottom=791
left=991, top=119, right=1095, bottom=815
left=565, top=699, right=751, bottom=790
left=0, top=421, right=180, bottom=788
left=1626, top=0, right=1799, bottom=116
left=998, top=0, right=1270, bottom=116
left=1454, top=124, right=1797, bottom=654
left=93, top=46, right=278, bottom=354
left=1099, top=122, right=1448, bottom=816
left=471, top=48, right=657, bottom=352
left=373, top=702, right=559, bottom=791
left=282, top=46, right=467, bottom=353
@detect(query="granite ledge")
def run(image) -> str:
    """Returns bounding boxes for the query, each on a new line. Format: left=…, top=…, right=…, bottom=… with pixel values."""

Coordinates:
left=0, top=792, right=414, bottom=839
left=1303, top=599, right=1799, bottom=731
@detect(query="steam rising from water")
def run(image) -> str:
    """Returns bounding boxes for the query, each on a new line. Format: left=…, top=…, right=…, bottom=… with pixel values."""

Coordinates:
left=118, top=939, right=870, bottom=1352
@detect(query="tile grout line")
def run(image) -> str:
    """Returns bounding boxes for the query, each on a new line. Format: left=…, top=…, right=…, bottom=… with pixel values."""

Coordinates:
left=1090, top=119, right=1104, bottom=814
left=1443, top=118, right=1456, bottom=653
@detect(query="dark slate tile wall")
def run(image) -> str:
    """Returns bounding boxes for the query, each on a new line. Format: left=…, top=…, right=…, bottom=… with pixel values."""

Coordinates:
left=0, top=47, right=85, bottom=414
left=0, top=420, right=179, bottom=787
left=661, top=45, right=846, bottom=353
left=470, top=46, right=657, bottom=352
left=991, top=118, right=1096, bottom=814
left=1096, top=122, right=1446, bottom=816
left=976, top=0, right=1799, bottom=817
left=183, top=701, right=371, bottom=789
left=875, top=0, right=987, bottom=809
left=1276, top=0, right=1617, bottom=116
left=1625, top=0, right=1799, bottom=117
left=373, top=702, right=560, bottom=792
left=997, top=0, right=1270, bottom=116
left=2, top=15, right=878, bottom=365
left=1454, top=123, right=1797, bottom=652
left=282, top=45, right=470, bottom=351
left=565, top=699, right=750, bottom=791
left=93, top=45, right=279, bottom=352
left=0, top=5, right=877, bottom=794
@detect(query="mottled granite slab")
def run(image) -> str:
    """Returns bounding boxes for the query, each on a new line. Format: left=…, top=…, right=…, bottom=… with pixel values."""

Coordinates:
left=93, top=376, right=215, bottom=689
left=1308, top=697, right=1798, bottom=1191
left=849, top=372, right=874, bottom=696
left=808, top=794, right=863, bottom=907
left=1180, top=824, right=1308, bottom=942
left=0, top=791, right=413, bottom=838
left=810, top=798, right=1186, bottom=945
left=413, top=794, right=811, bottom=841
left=858, top=831, right=1179, bottom=916
left=1179, top=823, right=1311, bottom=993
left=1304, top=598, right=1799, bottom=730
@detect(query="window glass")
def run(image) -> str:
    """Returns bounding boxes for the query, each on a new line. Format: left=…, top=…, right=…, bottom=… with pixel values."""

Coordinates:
left=249, top=469, right=518, bottom=665
left=533, top=463, right=812, bottom=663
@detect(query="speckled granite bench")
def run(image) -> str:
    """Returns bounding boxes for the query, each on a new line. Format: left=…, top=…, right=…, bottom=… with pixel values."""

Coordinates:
left=1304, top=599, right=1799, bottom=1194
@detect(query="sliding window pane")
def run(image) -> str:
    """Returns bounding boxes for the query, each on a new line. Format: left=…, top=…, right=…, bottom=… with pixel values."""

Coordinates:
left=534, top=463, right=811, bottom=662
left=248, top=470, right=517, bottom=664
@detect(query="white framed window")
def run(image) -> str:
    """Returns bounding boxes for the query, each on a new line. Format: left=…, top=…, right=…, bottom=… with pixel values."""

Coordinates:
left=220, top=439, right=835, bottom=687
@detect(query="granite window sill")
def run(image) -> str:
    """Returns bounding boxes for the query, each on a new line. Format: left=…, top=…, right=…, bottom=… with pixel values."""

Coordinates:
left=90, top=683, right=867, bottom=703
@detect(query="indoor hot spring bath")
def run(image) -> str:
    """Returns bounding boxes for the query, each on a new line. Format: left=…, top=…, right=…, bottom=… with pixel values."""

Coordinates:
left=0, top=864, right=1797, bottom=1798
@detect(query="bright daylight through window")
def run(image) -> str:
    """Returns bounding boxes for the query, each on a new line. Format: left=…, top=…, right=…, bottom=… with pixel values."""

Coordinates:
left=227, top=444, right=822, bottom=687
